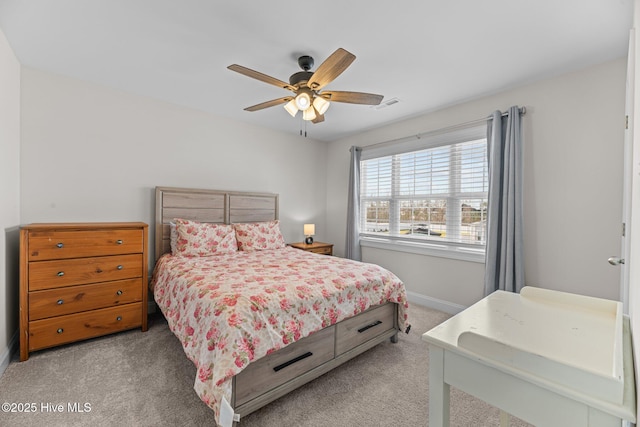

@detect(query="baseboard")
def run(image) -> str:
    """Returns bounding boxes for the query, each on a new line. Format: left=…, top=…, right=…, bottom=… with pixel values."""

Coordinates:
left=0, top=331, right=18, bottom=377
left=406, top=290, right=466, bottom=315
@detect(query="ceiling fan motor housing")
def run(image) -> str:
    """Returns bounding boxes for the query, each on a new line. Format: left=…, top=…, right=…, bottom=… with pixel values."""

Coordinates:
left=289, top=71, right=314, bottom=87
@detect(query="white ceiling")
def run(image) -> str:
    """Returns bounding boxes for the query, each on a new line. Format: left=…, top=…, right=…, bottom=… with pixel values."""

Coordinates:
left=0, top=0, right=633, bottom=141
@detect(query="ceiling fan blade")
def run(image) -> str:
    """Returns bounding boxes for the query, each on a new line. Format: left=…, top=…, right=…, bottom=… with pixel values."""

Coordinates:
left=321, top=91, right=384, bottom=105
left=307, top=48, right=356, bottom=91
left=311, top=112, right=325, bottom=124
left=244, top=97, right=293, bottom=112
left=228, top=64, right=296, bottom=92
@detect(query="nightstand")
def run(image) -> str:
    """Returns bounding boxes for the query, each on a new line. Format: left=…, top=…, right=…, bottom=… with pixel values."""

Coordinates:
left=289, top=241, right=333, bottom=255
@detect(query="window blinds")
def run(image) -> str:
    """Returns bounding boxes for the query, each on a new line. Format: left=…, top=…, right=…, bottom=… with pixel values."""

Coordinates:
left=360, top=123, right=488, bottom=247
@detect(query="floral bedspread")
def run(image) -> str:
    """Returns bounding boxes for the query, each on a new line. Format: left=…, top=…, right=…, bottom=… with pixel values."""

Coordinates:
left=151, top=247, right=409, bottom=425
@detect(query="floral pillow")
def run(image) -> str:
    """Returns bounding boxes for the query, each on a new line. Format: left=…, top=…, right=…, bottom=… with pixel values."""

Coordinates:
left=234, top=220, right=286, bottom=252
left=173, top=218, right=237, bottom=257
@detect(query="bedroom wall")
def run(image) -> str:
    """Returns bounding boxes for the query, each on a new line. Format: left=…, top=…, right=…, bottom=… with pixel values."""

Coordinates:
left=14, top=56, right=628, bottom=330
left=0, top=27, right=21, bottom=373
left=326, top=58, right=627, bottom=310
left=19, top=68, right=328, bottom=273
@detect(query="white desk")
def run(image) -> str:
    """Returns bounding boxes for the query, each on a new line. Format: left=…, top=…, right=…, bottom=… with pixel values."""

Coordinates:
left=422, top=287, right=636, bottom=427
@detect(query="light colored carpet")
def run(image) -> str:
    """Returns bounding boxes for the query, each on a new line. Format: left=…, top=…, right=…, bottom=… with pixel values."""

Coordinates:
left=0, top=304, right=533, bottom=426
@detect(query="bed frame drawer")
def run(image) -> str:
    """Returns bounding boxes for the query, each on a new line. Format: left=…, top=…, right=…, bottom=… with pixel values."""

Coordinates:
left=234, top=325, right=335, bottom=406
left=29, top=278, right=143, bottom=321
left=28, top=302, right=142, bottom=351
left=336, top=303, right=396, bottom=355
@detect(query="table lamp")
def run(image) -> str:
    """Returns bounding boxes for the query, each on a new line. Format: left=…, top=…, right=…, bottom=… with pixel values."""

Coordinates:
left=304, top=224, right=315, bottom=244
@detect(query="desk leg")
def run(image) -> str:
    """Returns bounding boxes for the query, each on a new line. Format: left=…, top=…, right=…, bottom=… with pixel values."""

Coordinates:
left=429, top=346, right=450, bottom=426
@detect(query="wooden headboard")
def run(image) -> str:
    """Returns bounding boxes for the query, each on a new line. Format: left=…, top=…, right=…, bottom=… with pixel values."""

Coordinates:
left=154, top=187, right=279, bottom=261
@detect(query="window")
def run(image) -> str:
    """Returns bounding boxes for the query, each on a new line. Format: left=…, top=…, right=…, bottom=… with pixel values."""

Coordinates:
left=359, top=123, right=487, bottom=261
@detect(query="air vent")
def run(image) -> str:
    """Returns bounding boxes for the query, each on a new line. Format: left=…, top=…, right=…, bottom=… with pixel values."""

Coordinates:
left=373, top=97, right=400, bottom=110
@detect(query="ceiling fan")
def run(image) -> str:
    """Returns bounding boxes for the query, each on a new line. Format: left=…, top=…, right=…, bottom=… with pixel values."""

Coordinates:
left=227, top=48, right=383, bottom=124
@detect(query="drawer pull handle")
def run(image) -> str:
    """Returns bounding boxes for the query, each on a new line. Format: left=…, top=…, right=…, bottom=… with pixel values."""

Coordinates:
left=117, top=265, right=123, bottom=270
left=116, top=290, right=123, bottom=296
left=116, top=316, right=122, bottom=321
left=273, top=352, right=313, bottom=372
left=57, top=328, right=63, bottom=334
left=57, top=299, right=64, bottom=305
left=57, top=271, right=65, bottom=277
left=56, top=243, right=64, bottom=248
left=116, top=239, right=123, bottom=245
left=358, top=320, right=383, bottom=334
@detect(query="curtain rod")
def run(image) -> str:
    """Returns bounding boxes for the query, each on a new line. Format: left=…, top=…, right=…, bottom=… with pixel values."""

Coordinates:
left=359, top=106, right=526, bottom=151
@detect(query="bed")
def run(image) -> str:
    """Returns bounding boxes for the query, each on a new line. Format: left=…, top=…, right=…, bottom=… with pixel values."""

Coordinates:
left=150, top=186, right=409, bottom=426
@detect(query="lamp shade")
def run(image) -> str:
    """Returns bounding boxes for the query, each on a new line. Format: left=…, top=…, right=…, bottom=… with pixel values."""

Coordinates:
left=304, top=224, right=315, bottom=236
left=302, top=106, right=317, bottom=121
left=284, top=99, right=298, bottom=117
left=295, top=92, right=311, bottom=110
left=313, top=96, right=330, bottom=115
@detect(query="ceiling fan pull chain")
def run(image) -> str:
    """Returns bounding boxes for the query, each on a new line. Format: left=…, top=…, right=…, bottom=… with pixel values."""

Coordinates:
left=298, top=115, right=308, bottom=138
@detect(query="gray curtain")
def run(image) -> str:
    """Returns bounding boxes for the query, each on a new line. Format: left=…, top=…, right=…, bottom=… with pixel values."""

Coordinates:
left=484, top=106, right=524, bottom=295
left=345, top=146, right=362, bottom=261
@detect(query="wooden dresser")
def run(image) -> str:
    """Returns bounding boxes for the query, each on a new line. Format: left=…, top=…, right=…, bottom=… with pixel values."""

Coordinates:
left=288, top=241, right=333, bottom=255
left=19, top=222, right=148, bottom=361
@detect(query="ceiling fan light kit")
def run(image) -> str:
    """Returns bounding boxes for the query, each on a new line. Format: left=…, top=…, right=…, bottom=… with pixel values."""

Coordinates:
left=227, top=48, right=383, bottom=124
left=294, top=89, right=312, bottom=110
left=313, top=96, right=330, bottom=115
left=302, top=106, right=317, bottom=121
left=284, top=99, right=298, bottom=117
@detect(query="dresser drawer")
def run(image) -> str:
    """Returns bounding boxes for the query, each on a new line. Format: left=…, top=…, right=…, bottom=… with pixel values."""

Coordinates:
left=29, top=278, right=143, bottom=321
left=28, top=254, right=143, bottom=291
left=336, top=303, right=396, bottom=355
left=27, top=229, right=144, bottom=261
left=28, top=302, right=142, bottom=351
left=234, top=325, right=335, bottom=406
